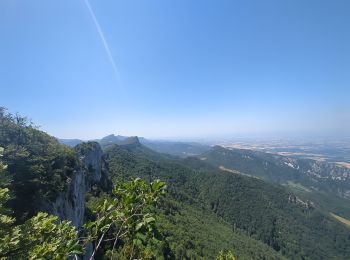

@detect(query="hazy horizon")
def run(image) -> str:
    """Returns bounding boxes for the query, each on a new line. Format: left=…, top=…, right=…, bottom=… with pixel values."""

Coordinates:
left=1, top=0, right=349, bottom=139
left=55, top=131, right=350, bottom=144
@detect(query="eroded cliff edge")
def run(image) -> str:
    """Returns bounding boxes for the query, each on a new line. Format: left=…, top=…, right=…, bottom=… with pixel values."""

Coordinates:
left=41, top=141, right=110, bottom=228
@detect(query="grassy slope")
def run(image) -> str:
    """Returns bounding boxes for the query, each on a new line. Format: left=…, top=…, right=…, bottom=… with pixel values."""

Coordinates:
left=330, top=213, right=350, bottom=228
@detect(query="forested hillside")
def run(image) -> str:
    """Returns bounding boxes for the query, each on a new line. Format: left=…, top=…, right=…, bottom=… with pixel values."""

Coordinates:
left=199, top=145, right=350, bottom=222
left=1, top=108, right=350, bottom=259
left=0, top=109, right=169, bottom=259
left=0, top=108, right=80, bottom=223
left=104, top=141, right=350, bottom=259
left=199, top=146, right=350, bottom=198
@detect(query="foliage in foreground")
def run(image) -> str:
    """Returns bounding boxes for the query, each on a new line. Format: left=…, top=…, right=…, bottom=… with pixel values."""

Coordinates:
left=1, top=146, right=169, bottom=259
left=84, top=178, right=167, bottom=259
left=103, top=141, right=350, bottom=259
left=0, top=148, right=82, bottom=259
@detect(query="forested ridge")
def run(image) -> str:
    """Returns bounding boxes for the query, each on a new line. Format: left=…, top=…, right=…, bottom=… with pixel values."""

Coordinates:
left=1, top=108, right=350, bottom=259
left=199, top=145, right=350, bottom=199
left=104, top=142, right=350, bottom=259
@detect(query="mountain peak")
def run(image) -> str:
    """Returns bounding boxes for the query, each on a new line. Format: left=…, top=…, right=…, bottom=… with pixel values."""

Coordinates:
left=118, top=136, right=140, bottom=146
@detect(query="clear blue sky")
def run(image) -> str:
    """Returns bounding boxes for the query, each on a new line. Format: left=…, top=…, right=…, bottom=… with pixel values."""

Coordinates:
left=1, top=0, right=349, bottom=139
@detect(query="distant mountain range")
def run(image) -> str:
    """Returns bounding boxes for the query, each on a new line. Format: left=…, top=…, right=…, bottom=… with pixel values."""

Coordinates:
left=59, top=135, right=350, bottom=200
left=3, top=110, right=350, bottom=259
left=102, top=138, right=350, bottom=259
left=58, top=134, right=210, bottom=157
left=59, top=135, right=350, bottom=199
left=58, top=134, right=133, bottom=147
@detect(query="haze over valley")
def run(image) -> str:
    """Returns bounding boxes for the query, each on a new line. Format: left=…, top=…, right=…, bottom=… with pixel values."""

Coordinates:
left=1, top=0, right=350, bottom=259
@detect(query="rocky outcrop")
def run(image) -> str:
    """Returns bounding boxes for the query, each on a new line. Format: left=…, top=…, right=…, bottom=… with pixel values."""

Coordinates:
left=41, top=142, right=108, bottom=227
left=288, top=194, right=315, bottom=209
left=40, top=142, right=110, bottom=259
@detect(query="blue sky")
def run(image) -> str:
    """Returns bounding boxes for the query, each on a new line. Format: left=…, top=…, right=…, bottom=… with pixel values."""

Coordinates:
left=1, top=0, right=349, bottom=139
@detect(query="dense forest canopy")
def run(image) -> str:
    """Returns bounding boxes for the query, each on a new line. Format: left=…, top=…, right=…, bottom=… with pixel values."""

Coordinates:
left=103, top=140, right=350, bottom=259
left=1, top=108, right=350, bottom=259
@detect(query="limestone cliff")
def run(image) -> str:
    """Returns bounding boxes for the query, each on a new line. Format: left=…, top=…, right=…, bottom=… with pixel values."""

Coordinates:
left=41, top=142, right=108, bottom=227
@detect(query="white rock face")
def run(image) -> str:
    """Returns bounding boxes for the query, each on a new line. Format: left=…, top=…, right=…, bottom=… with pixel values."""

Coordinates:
left=41, top=142, right=104, bottom=227
left=40, top=143, right=105, bottom=259
left=46, top=171, right=86, bottom=227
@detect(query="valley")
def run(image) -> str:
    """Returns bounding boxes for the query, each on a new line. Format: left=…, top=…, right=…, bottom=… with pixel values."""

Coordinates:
left=218, top=138, right=350, bottom=164
left=2, top=1, right=349, bottom=258
left=1, top=109, right=350, bottom=259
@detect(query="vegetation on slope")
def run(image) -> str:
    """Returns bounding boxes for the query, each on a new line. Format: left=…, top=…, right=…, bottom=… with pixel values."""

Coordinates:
left=0, top=146, right=83, bottom=259
left=2, top=108, right=350, bottom=259
left=0, top=109, right=172, bottom=259
left=202, top=145, right=350, bottom=225
left=157, top=200, right=285, bottom=259
left=0, top=107, right=78, bottom=222
left=200, top=145, right=350, bottom=197
left=104, top=142, right=350, bottom=259
left=1, top=145, right=171, bottom=259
